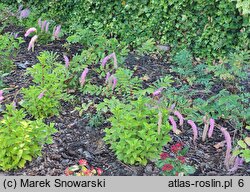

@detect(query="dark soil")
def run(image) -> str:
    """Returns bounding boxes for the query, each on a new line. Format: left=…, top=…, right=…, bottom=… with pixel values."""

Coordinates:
left=0, top=25, right=249, bottom=176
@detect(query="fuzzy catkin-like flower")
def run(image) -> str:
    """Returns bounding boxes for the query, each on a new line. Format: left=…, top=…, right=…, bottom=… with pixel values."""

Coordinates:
left=53, top=25, right=61, bottom=39
left=113, top=52, right=118, bottom=69
left=229, top=156, right=244, bottom=172
left=112, top=76, right=117, bottom=90
left=101, top=52, right=118, bottom=68
left=38, top=18, right=42, bottom=28
left=105, top=72, right=111, bottom=83
left=208, top=118, right=215, bottom=138
left=38, top=91, right=45, bottom=99
left=153, top=87, right=163, bottom=97
left=220, top=128, right=232, bottom=169
left=27, top=35, right=38, bottom=52
left=174, top=110, right=184, bottom=126
left=0, top=90, right=4, bottom=101
left=63, top=55, right=70, bottom=68
left=24, top=27, right=36, bottom=37
left=187, top=120, right=198, bottom=143
left=169, top=116, right=177, bottom=133
left=19, top=8, right=30, bottom=19
left=45, top=22, right=50, bottom=33
left=41, top=20, right=47, bottom=31
left=79, top=68, right=89, bottom=87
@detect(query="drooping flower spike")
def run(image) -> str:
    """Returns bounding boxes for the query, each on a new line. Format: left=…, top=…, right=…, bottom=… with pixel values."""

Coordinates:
left=187, top=120, right=198, bottom=144
left=45, top=22, right=50, bottom=33
left=27, top=35, right=38, bottom=52
left=208, top=118, right=215, bottom=138
left=169, top=116, right=177, bottom=133
left=53, top=25, right=61, bottom=40
left=41, top=20, right=47, bottom=31
left=38, top=91, right=45, bottom=99
left=105, top=72, right=111, bottom=83
left=220, top=127, right=232, bottom=169
left=101, top=52, right=118, bottom=69
left=229, top=156, right=244, bottom=172
left=79, top=68, right=89, bottom=87
left=19, top=8, right=30, bottom=19
left=0, top=90, right=4, bottom=101
left=112, top=76, right=117, bottom=90
left=38, top=18, right=42, bottom=28
left=63, top=55, right=70, bottom=68
left=153, top=87, right=164, bottom=97
left=24, top=27, right=37, bottom=37
left=173, top=110, right=184, bottom=126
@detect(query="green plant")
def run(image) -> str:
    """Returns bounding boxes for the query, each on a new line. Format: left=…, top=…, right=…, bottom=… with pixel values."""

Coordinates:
left=233, top=126, right=250, bottom=163
left=156, top=142, right=196, bottom=176
left=21, top=51, right=68, bottom=119
left=0, top=104, right=56, bottom=171
left=64, top=159, right=103, bottom=176
left=102, top=96, right=172, bottom=165
left=0, top=33, right=23, bottom=74
left=88, top=111, right=105, bottom=128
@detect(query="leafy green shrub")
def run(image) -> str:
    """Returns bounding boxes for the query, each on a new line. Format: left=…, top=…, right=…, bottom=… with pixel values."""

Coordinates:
left=0, top=104, right=56, bottom=171
left=0, top=33, right=23, bottom=74
left=21, top=51, right=68, bottom=119
left=7, top=0, right=248, bottom=60
left=102, top=96, right=171, bottom=165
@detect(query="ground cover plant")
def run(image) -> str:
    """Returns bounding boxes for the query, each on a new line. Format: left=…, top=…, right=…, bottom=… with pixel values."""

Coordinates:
left=0, top=1, right=249, bottom=176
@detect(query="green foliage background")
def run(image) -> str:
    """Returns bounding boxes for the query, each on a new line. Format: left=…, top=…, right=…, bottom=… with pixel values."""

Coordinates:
left=6, top=0, right=249, bottom=60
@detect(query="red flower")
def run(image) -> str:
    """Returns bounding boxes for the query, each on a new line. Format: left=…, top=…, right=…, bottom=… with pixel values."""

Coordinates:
left=79, top=159, right=88, bottom=166
left=97, top=168, right=103, bottom=176
left=170, top=143, right=183, bottom=153
left=162, top=164, right=174, bottom=171
left=160, top=152, right=170, bottom=160
left=177, top=156, right=186, bottom=164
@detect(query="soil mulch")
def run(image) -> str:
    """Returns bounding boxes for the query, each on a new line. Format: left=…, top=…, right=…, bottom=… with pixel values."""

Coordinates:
left=0, top=26, right=249, bottom=176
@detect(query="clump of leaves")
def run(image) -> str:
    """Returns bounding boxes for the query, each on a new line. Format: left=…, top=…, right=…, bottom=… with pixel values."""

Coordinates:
left=156, top=142, right=196, bottom=176
left=0, top=104, right=56, bottom=171
left=0, top=33, right=23, bottom=74
left=21, top=51, right=68, bottom=119
left=102, top=96, right=171, bottom=165
left=233, top=127, right=250, bottom=163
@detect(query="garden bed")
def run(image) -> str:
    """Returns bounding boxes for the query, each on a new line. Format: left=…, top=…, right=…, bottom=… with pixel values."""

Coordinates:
left=0, top=25, right=249, bottom=176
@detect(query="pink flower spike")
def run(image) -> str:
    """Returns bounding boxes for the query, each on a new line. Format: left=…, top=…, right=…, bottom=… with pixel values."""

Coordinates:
left=41, top=20, right=47, bottom=31
left=101, top=53, right=113, bottom=68
left=63, top=55, right=70, bottom=68
left=113, top=52, right=118, bottom=69
left=53, top=25, right=61, bottom=40
left=112, top=76, right=117, bottom=90
left=0, top=90, right=4, bottom=102
left=24, top=27, right=36, bottom=37
left=169, top=116, right=177, bottom=133
left=174, top=111, right=184, bottom=126
left=19, top=8, right=30, bottom=19
left=187, top=120, right=198, bottom=143
left=79, top=68, right=89, bottom=87
left=27, top=35, right=38, bottom=52
left=38, top=91, right=45, bottom=99
left=38, top=18, right=42, bottom=28
left=220, top=128, right=232, bottom=169
left=229, top=156, right=244, bottom=172
left=208, top=118, right=215, bottom=138
left=153, top=87, right=163, bottom=97
left=105, top=72, right=111, bottom=83
left=45, top=22, right=50, bottom=33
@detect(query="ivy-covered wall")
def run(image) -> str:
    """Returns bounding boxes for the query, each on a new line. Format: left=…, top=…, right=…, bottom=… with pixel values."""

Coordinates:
left=7, top=0, right=250, bottom=59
